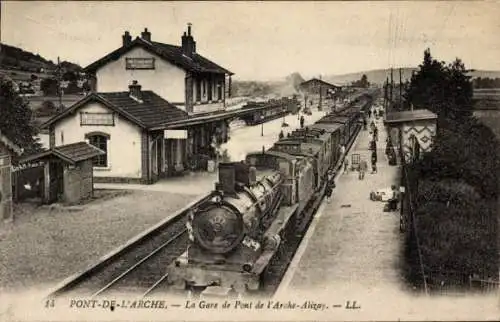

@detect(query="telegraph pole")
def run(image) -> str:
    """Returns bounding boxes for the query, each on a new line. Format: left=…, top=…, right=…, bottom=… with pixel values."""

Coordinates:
left=319, top=75, right=323, bottom=111
left=390, top=68, right=394, bottom=110
left=384, top=77, right=389, bottom=111
left=399, top=68, right=403, bottom=109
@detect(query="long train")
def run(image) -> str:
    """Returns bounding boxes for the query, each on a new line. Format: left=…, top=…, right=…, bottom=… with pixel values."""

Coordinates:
left=241, top=96, right=301, bottom=125
left=166, top=93, right=375, bottom=296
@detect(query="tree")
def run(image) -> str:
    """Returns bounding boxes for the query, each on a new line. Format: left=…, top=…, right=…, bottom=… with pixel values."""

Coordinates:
left=62, top=70, right=78, bottom=82
left=360, top=74, right=369, bottom=88
left=40, top=78, right=59, bottom=96
left=351, top=74, right=370, bottom=88
left=405, top=49, right=473, bottom=122
left=36, top=100, right=58, bottom=117
left=0, top=77, right=42, bottom=156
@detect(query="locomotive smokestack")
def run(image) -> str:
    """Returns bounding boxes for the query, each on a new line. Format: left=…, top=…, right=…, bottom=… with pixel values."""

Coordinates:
left=217, top=162, right=236, bottom=196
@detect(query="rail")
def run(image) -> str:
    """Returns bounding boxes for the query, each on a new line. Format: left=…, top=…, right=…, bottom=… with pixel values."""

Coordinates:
left=90, top=228, right=187, bottom=298
left=46, top=192, right=212, bottom=299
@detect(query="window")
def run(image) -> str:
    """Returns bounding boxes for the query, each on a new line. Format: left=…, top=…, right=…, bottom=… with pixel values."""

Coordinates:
left=196, top=79, right=201, bottom=102
left=87, top=134, right=108, bottom=167
left=207, top=78, right=212, bottom=101
left=217, top=81, right=223, bottom=101
left=125, top=57, right=155, bottom=70
left=80, top=112, right=115, bottom=126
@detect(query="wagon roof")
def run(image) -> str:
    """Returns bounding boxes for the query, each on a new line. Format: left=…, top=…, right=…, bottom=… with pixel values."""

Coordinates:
left=309, top=123, right=344, bottom=132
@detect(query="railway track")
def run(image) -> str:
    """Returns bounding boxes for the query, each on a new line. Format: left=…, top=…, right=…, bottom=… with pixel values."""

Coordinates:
left=47, top=194, right=212, bottom=299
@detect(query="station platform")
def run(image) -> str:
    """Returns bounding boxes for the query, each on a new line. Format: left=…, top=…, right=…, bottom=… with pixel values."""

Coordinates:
left=271, top=115, right=499, bottom=320
left=276, top=115, right=406, bottom=299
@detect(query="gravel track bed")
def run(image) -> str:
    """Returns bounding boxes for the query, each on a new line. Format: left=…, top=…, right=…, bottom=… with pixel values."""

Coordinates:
left=0, top=190, right=196, bottom=292
left=59, top=217, right=189, bottom=297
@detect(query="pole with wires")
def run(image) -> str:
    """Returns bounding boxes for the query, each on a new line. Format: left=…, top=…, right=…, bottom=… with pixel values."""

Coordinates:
left=390, top=68, right=394, bottom=109
left=399, top=68, right=403, bottom=109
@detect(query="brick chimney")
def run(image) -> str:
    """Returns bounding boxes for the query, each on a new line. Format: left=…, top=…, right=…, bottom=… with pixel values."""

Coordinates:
left=181, top=23, right=196, bottom=57
left=141, top=28, right=151, bottom=42
left=128, top=80, right=143, bottom=102
left=122, top=31, right=132, bottom=47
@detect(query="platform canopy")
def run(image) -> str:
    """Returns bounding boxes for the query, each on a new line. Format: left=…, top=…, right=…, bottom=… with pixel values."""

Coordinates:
left=20, top=142, right=105, bottom=165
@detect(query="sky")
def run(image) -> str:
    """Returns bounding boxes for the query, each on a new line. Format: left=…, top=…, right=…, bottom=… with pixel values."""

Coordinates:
left=2, top=1, right=500, bottom=80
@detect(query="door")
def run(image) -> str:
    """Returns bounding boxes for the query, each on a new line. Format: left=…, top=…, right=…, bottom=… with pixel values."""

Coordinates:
left=0, top=155, right=12, bottom=221
left=48, top=161, right=63, bottom=204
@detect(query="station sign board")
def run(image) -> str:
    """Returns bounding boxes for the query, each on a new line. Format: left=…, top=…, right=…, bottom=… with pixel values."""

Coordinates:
left=164, top=130, right=188, bottom=139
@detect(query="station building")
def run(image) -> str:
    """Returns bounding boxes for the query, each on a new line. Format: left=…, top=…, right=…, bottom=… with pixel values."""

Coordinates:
left=43, top=24, right=236, bottom=184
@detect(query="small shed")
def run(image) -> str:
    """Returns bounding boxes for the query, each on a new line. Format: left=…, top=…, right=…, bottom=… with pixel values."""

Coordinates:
left=0, top=131, right=23, bottom=222
left=20, top=142, right=105, bottom=204
left=384, top=109, right=438, bottom=164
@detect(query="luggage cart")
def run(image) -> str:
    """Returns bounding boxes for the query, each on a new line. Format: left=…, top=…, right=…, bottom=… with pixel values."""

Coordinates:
left=351, top=153, right=360, bottom=171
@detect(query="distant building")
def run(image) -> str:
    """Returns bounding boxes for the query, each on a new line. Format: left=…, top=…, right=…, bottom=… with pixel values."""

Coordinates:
left=299, top=78, right=342, bottom=110
left=84, top=24, right=234, bottom=116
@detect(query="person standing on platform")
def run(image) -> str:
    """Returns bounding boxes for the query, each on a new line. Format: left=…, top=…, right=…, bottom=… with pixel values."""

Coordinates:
left=359, top=159, right=368, bottom=180
left=371, top=150, right=378, bottom=174
left=300, top=115, right=305, bottom=129
left=325, top=180, right=335, bottom=203
left=343, top=156, right=350, bottom=174
left=373, top=127, right=379, bottom=141
left=279, top=130, right=284, bottom=139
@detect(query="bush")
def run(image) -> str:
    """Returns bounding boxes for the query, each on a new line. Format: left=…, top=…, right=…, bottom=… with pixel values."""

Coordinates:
left=414, top=180, right=498, bottom=279
left=414, top=117, right=499, bottom=199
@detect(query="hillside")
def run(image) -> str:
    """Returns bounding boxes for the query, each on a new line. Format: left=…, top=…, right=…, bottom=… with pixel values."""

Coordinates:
left=0, top=43, right=57, bottom=72
left=325, top=68, right=500, bottom=86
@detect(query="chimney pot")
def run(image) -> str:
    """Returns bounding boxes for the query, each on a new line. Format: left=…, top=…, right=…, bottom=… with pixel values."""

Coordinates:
left=122, top=31, right=132, bottom=47
left=181, top=24, right=195, bottom=57
left=141, top=28, right=151, bottom=42
left=129, top=80, right=143, bottom=102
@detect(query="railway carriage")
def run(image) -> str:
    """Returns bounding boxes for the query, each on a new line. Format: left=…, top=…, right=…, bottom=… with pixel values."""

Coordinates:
left=308, top=122, right=344, bottom=166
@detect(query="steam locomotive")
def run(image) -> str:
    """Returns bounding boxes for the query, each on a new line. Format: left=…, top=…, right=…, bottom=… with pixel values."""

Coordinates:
left=166, top=94, right=374, bottom=296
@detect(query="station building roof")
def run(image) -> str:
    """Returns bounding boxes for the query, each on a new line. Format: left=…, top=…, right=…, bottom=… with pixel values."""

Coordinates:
left=20, top=142, right=105, bottom=165
left=42, top=91, right=188, bottom=130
